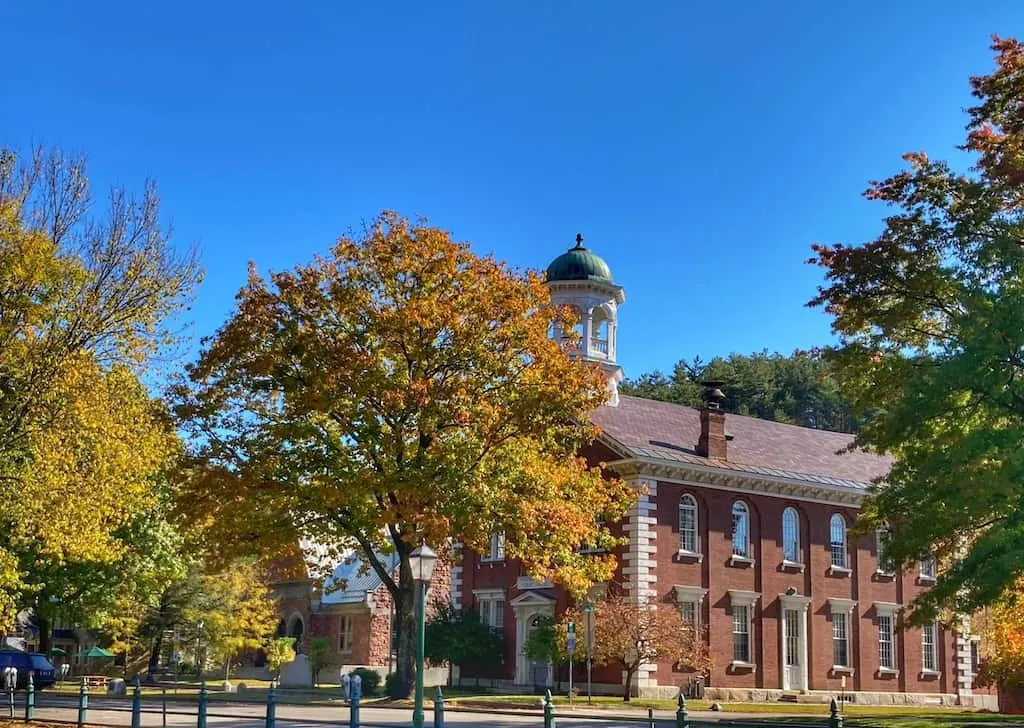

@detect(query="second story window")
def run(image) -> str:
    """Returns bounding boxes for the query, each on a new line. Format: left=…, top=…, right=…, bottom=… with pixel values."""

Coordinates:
left=877, top=527, right=894, bottom=574
left=679, top=495, right=698, bottom=553
left=732, top=501, right=750, bottom=558
left=920, top=553, right=937, bottom=580
left=782, top=507, right=800, bottom=563
left=830, top=514, right=848, bottom=569
left=482, top=532, right=506, bottom=562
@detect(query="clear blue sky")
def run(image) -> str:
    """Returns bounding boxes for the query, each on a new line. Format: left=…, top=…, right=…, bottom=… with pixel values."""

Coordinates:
left=2, top=2, right=1020, bottom=379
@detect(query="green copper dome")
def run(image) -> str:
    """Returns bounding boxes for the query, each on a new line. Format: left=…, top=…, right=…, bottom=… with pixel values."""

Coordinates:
left=545, top=235, right=613, bottom=284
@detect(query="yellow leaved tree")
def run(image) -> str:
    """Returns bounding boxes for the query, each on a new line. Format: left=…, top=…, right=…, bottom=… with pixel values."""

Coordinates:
left=0, top=147, right=201, bottom=637
left=174, top=212, right=635, bottom=697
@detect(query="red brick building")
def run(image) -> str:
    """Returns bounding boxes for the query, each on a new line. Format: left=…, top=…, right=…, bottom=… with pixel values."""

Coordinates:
left=452, top=240, right=995, bottom=706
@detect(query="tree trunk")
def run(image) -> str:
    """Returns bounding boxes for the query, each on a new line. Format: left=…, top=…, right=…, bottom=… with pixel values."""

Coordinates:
left=622, top=664, right=636, bottom=702
left=37, top=615, right=52, bottom=656
left=393, top=572, right=416, bottom=699
left=149, top=631, right=165, bottom=674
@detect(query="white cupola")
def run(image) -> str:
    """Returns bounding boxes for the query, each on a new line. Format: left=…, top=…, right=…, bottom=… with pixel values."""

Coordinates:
left=544, top=233, right=626, bottom=406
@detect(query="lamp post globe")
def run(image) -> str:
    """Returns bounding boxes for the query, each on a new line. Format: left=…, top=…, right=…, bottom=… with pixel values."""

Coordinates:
left=409, top=543, right=436, bottom=728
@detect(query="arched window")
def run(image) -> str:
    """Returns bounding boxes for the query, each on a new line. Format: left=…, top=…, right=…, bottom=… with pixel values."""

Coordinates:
left=782, top=507, right=800, bottom=563
left=830, top=514, right=847, bottom=568
left=679, top=495, right=698, bottom=553
left=731, top=501, right=750, bottom=558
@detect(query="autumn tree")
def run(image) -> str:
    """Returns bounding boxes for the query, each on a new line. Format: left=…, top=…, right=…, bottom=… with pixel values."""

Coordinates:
left=188, top=561, right=279, bottom=682
left=809, top=36, right=1024, bottom=622
left=174, top=212, right=634, bottom=696
left=590, top=594, right=709, bottom=701
left=0, top=146, right=200, bottom=633
left=264, top=638, right=296, bottom=679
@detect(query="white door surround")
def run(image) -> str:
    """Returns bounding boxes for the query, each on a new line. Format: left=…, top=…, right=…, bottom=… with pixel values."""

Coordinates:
left=779, top=593, right=810, bottom=692
left=511, top=591, right=556, bottom=686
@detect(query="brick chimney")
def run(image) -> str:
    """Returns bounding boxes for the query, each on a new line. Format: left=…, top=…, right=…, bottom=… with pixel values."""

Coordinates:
left=697, top=381, right=727, bottom=460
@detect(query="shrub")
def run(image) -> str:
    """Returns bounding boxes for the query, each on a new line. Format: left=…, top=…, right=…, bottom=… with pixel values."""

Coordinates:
left=349, top=667, right=381, bottom=696
left=384, top=672, right=403, bottom=699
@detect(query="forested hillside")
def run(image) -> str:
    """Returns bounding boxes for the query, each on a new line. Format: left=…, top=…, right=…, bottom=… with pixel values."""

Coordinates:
left=620, top=350, right=856, bottom=434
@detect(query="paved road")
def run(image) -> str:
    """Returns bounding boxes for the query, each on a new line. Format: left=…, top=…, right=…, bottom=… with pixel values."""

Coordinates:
left=2, top=694, right=763, bottom=728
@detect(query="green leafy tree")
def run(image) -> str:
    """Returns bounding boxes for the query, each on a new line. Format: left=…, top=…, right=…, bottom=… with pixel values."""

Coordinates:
left=174, top=212, right=634, bottom=696
left=808, top=36, right=1024, bottom=622
left=264, top=637, right=296, bottom=679
left=621, top=349, right=855, bottom=432
left=308, top=636, right=337, bottom=686
left=424, top=604, right=504, bottom=687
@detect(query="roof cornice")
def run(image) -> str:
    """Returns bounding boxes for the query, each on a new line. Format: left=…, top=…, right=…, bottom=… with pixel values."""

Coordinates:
left=598, top=444, right=866, bottom=507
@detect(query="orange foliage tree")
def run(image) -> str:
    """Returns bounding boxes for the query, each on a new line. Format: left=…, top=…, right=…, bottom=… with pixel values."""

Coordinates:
left=173, top=212, right=635, bottom=696
left=588, top=593, right=710, bottom=701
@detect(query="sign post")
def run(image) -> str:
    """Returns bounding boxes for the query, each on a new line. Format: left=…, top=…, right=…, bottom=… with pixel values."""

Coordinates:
left=583, top=604, right=596, bottom=705
left=566, top=622, right=576, bottom=704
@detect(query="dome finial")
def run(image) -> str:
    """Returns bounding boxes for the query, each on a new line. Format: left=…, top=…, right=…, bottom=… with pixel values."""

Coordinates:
left=574, top=232, right=584, bottom=249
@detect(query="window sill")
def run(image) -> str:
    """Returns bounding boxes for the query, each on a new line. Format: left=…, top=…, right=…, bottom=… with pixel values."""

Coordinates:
left=828, top=565, right=852, bottom=577
left=479, top=558, right=505, bottom=565
left=917, top=575, right=936, bottom=585
left=920, top=670, right=941, bottom=680
left=676, top=550, right=703, bottom=563
left=831, top=666, right=855, bottom=676
left=728, top=661, right=756, bottom=672
left=877, top=667, right=899, bottom=677
left=874, top=570, right=896, bottom=581
left=781, top=560, right=805, bottom=573
left=729, top=555, right=755, bottom=568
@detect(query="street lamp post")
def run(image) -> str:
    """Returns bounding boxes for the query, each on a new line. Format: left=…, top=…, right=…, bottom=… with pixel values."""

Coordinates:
left=409, top=544, right=437, bottom=728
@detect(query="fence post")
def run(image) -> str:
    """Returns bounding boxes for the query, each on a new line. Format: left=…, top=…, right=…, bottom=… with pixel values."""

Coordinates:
left=348, top=676, right=360, bottom=728
left=197, top=681, right=208, bottom=728
left=675, top=693, right=687, bottom=728
left=265, top=680, right=277, bottom=728
left=162, top=687, right=167, bottom=728
left=77, top=677, right=88, bottom=728
left=829, top=698, right=843, bottom=728
left=432, top=686, right=444, bottom=728
left=131, top=676, right=142, bottom=728
left=648, top=707, right=655, bottom=728
left=543, top=689, right=555, bottom=728
left=7, top=668, right=15, bottom=719
left=24, top=672, right=34, bottom=722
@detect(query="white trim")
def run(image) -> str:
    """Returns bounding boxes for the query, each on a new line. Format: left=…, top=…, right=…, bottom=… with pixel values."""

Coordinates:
left=672, top=585, right=708, bottom=603
left=729, top=554, right=755, bottom=567
left=828, top=565, right=852, bottom=577
left=873, top=601, right=902, bottom=617
left=827, top=598, right=857, bottom=615
left=509, top=591, right=555, bottom=607
left=781, top=560, right=805, bottom=573
left=729, top=589, right=760, bottom=607
left=473, top=587, right=506, bottom=598
left=600, top=452, right=867, bottom=506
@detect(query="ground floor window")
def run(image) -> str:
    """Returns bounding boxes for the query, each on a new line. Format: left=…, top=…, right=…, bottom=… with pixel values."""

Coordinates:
left=478, top=596, right=505, bottom=636
left=922, top=622, right=938, bottom=672
left=832, top=612, right=849, bottom=667
left=680, top=601, right=698, bottom=629
left=732, top=605, right=751, bottom=663
left=339, top=615, right=353, bottom=654
left=878, top=615, right=895, bottom=670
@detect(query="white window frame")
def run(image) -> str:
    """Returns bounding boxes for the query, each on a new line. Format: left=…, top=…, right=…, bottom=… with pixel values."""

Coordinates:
left=473, top=589, right=506, bottom=636
left=673, top=585, right=707, bottom=631
left=922, top=621, right=938, bottom=674
left=481, top=532, right=506, bottom=562
left=833, top=612, right=850, bottom=668
left=728, top=590, right=759, bottom=669
left=339, top=614, right=353, bottom=654
left=829, top=514, right=849, bottom=572
left=874, top=602, right=901, bottom=674
left=782, top=507, right=801, bottom=565
left=876, top=527, right=894, bottom=576
left=731, top=501, right=752, bottom=562
left=919, top=553, right=937, bottom=581
left=878, top=614, right=895, bottom=671
left=679, top=494, right=699, bottom=555
left=827, top=598, right=856, bottom=674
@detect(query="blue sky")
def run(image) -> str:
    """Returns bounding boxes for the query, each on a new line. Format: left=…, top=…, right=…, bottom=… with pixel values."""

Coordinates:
left=2, top=2, right=1019, bottom=379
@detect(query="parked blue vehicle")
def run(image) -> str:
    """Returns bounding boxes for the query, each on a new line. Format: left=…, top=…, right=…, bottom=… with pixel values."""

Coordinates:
left=0, top=651, right=57, bottom=690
